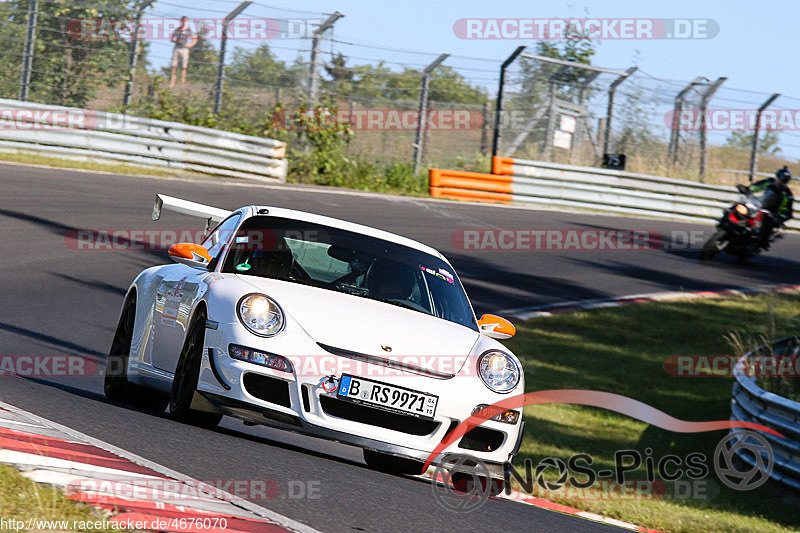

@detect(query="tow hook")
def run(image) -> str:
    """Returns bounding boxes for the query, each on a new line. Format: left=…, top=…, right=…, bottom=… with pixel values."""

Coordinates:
left=322, top=375, right=338, bottom=393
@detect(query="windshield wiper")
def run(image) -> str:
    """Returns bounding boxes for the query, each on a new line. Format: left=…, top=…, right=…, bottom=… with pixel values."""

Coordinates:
left=333, top=282, right=369, bottom=296
left=370, top=297, right=420, bottom=312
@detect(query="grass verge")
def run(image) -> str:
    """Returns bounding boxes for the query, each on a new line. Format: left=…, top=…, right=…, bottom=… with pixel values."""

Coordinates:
left=504, top=292, right=800, bottom=533
left=0, top=151, right=204, bottom=179
left=0, top=463, right=121, bottom=532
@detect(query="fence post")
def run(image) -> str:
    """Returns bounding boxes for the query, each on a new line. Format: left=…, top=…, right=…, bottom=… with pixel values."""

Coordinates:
left=490, top=46, right=526, bottom=165
left=306, top=12, right=344, bottom=105
left=667, top=76, right=706, bottom=169
left=214, top=2, right=252, bottom=115
left=698, top=77, right=727, bottom=181
left=480, top=102, right=490, bottom=156
left=749, top=93, right=780, bottom=183
left=123, top=0, right=154, bottom=111
left=19, top=0, right=38, bottom=101
left=541, top=81, right=556, bottom=160
left=413, top=53, right=448, bottom=175
left=602, top=66, right=637, bottom=155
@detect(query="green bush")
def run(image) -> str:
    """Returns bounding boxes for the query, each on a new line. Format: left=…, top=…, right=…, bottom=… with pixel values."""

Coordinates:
left=121, top=88, right=428, bottom=195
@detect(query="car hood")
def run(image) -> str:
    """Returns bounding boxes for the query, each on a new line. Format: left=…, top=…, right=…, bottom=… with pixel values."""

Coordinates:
left=236, top=275, right=479, bottom=367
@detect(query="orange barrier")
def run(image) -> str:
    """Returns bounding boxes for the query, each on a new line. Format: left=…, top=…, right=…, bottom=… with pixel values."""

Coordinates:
left=428, top=162, right=515, bottom=204
left=429, top=168, right=512, bottom=192
left=430, top=187, right=512, bottom=204
left=492, top=155, right=515, bottom=175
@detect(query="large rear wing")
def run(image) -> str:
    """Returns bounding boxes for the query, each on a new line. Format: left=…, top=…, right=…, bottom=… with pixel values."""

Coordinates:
left=152, top=194, right=232, bottom=230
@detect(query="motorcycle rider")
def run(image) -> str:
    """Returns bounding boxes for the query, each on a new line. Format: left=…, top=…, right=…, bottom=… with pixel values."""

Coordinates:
left=747, top=166, right=794, bottom=249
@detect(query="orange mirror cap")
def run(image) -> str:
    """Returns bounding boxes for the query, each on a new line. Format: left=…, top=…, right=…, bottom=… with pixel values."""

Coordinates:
left=168, top=242, right=212, bottom=262
left=478, top=314, right=516, bottom=338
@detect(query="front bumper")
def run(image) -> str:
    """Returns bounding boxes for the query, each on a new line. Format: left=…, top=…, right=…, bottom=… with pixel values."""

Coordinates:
left=199, top=321, right=524, bottom=475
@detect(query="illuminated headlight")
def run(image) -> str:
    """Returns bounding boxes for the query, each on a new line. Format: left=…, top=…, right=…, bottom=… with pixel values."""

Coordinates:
left=472, top=404, right=520, bottom=424
left=237, top=294, right=285, bottom=337
left=734, top=204, right=748, bottom=216
left=477, top=350, right=520, bottom=393
left=229, top=344, right=292, bottom=372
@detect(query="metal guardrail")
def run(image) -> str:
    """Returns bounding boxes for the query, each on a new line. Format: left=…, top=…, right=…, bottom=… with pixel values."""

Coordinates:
left=0, top=98, right=287, bottom=182
left=731, top=337, right=800, bottom=491
left=430, top=157, right=799, bottom=231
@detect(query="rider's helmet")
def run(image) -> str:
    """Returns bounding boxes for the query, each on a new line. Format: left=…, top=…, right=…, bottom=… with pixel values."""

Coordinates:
left=776, top=166, right=792, bottom=185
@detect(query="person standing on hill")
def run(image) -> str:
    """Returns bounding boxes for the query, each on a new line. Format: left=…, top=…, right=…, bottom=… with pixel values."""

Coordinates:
left=169, top=16, right=197, bottom=88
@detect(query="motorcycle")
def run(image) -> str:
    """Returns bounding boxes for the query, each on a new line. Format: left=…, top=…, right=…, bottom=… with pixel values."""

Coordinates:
left=701, top=184, right=783, bottom=262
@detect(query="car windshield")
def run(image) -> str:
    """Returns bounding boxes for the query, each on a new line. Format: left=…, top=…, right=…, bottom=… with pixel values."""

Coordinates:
left=221, top=216, right=477, bottom=330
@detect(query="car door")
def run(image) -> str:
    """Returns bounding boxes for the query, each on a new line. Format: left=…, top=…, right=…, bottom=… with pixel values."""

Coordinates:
left=151, top=212, right=242, bottom=373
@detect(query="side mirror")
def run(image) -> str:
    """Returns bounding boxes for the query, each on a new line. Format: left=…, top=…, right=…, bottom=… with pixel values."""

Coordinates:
left=478, top=314, right=516, bottom=340
left=168, top=243, right=211, bottom=269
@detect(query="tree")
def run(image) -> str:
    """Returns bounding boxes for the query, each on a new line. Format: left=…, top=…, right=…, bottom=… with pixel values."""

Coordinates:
left=320, top=55, right=488, bottom=105
left=0, top=0, right=135, bottom=106
left=503, top=27, right=599, bottom=155
left=324, top=53, right=353, bottom=83
left=725, top=129, right=781, bottom=154
left=227, top=44, right=304, bottom=89
left=516, top=27, right=597, bottom=105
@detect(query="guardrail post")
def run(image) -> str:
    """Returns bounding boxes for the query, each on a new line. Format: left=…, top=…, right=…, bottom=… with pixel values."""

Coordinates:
left=749, top=93, right=780, bottom=183
left=19, top=0, right=38, bottom=101
left=122, top=0, right=154, bottom=111
left=214, top=1, right=253, bottom=115
left=490, top=46, right=526, bottom=165
left=698, top=77, right=727, bottom=181
left=413, top=53, right=448, bottom=176
left=667, top=76, right=707, bottom=169
left=603, top=67, right=637, bottom=156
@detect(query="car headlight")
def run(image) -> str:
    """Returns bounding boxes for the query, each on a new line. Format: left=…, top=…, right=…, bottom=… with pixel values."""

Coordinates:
left=237, top=294, right=285, bottom=337
left=477, top=350, right=520, bottom=393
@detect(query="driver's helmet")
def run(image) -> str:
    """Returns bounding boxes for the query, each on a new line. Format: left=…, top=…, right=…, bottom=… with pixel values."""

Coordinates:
left=776, top=166, right=792, bottom=185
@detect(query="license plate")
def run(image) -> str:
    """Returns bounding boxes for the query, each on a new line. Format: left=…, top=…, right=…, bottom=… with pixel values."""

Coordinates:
left=337, top=375, right=438, bottom=419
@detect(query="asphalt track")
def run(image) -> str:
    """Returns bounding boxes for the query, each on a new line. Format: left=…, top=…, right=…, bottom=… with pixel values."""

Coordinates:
left=1, top=162, right=799, bottom=532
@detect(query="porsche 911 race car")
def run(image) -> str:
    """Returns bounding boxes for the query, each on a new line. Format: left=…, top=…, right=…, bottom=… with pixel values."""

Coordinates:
left=105, top=194, right=525, bottom=481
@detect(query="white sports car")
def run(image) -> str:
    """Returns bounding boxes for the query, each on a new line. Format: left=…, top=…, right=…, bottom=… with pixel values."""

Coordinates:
left=105, top=194, right=525, bottom=481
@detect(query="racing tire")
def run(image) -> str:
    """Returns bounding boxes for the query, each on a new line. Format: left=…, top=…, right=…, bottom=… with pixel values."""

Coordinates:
left=701, top=230, right=727, bottom=262
left=363, top=449, right=425, bottom=476
left=169, top=312, right=223, bottom=429
left=104, top=292, right=169, bottom=412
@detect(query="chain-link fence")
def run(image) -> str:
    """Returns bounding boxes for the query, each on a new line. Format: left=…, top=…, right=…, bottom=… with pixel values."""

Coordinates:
left=0, top=1, right=797, bottom=185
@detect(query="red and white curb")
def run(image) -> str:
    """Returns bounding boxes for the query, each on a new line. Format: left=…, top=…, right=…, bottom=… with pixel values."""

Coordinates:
left=496, top=283, right=800, bottom=321
left=0, top=401, right=320, bottom=533
left=421, top=470, right=662, bottom=533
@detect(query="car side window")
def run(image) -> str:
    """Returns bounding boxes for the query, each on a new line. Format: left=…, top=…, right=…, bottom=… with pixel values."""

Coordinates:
left=201, top=213, right=241, bottom=260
